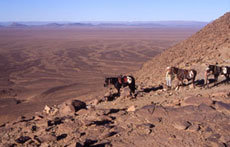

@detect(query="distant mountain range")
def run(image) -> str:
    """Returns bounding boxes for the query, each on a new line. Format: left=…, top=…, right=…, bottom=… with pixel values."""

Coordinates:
left=0, top=21, right=208, bottom=28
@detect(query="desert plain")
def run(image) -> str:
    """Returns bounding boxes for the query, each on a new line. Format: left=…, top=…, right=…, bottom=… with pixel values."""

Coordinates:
left=0, top=26, right=200, bottom=123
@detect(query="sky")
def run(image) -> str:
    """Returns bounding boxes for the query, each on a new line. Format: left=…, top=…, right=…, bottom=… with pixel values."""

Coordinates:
left=0, top=0, right=229, bottom=22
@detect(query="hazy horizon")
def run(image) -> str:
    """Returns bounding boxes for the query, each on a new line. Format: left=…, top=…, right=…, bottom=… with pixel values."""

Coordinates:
left=0, top=20, right=209, bottom=28
left=0, top=0, right=229, bottom=22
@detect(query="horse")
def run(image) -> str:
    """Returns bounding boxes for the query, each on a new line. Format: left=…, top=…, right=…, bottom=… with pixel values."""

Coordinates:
left=205, top=64, right=223, bottom=88
left=170, top=67, right=197, bottom=88
left=104, top=75, right=136, bottom=97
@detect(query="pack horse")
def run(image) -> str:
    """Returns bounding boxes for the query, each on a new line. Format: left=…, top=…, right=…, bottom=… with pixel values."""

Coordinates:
left=104, top=75, right=136, bottom=97
left=169, top=67, right=197, bottom=88
left=205, top=64, right=230, bottom=88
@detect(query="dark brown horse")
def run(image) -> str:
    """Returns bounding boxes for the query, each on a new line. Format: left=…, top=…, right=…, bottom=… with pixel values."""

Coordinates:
left=205, top=64, right=230, bottom=88
left=205, top=64, right=222, bottom=88
left=104, top=75, right=136, bottom=96
left=170, top=67, right=197, bottom=88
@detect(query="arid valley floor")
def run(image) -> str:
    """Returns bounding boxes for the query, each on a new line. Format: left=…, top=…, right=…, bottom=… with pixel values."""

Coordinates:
left=0, top=27, right=199, bottom=123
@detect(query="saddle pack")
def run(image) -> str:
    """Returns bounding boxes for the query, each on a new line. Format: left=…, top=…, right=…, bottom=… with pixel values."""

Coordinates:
left=118, top=76, right=132, bottom=84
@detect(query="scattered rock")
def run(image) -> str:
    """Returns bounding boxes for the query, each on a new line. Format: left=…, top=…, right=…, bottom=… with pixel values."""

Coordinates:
left=15, top=136, right=31, bottom=144
left=59, top=99, right=87, bottom=115
left=72, top=100, right=87, bottom=112
left=31, top=125, right=37, bottom=132
left=56, top=134, right=67, bottom=141
left=172, top=121, right=191, bottom=130
left=136, top=123, right=155, bottom=135
left=33, top=135, right=42, bottom=144
left=47, top=117, right=64, bottom=127
left=104, top=108, right=120, bottom=115
left=127, top=105, right=136, bottom=112
left=101, top=131, right=117, bottom=139
left=211, top=92, right=229, bottom=98
left=59, top=102, right=75, bottom=115
left=39, top=134, right=56, bottom=142
left=187, top=124, right=201, bottom=132
left=34, top=112, right=44, bottom=121
left=88, top=99, right=102, bottom=106
left=75, top=142, right=83, bottom=147
left=181, top=96, right=213, bottom=106
left=214, top=101, right=230, bottom=113
left=43, top=105, right=58, bottom=115
left=83, top=139, right=97, bottom=146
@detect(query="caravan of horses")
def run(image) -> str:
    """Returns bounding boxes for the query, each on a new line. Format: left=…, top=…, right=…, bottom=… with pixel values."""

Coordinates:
left=104, top=63, right=230, bottom=97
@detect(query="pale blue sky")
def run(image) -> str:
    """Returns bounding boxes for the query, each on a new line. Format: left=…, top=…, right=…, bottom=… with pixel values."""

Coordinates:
left=0, top=0, right=229, bottom=22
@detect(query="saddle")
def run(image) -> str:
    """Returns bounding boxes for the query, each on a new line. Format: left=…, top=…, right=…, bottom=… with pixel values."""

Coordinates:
left=123, top=76, right=132, bottom=84
left=118, top=76, right=132, bottom=84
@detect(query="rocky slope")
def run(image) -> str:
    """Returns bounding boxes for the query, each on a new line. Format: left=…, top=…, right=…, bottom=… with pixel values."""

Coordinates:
left=135, top=12, right=230, bottom=86
left=0, top=13, right=230, bottom=147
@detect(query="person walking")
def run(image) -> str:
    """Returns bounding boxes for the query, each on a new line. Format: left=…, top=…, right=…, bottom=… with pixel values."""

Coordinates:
left=166, top=66, right=172, bottom=90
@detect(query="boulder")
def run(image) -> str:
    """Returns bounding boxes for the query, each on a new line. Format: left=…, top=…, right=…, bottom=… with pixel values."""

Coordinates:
left=43, top=105, right=58, bottom=115
left=15, top=136, right=31, bottom=144
left=59, top=102, right=75, bottom=115
left=211, top=92, right=229, bottom=98
left=59, top=99, right=87, bottom=115
left=72, top=100, right=87, bottom=112
left=43, top=105, right=51, bottom=114
left=39, top=134, right=56, bottom=142
left=172, top=121, right=191, bottom=130
left=214, top=101, right=230, bottom=113
left=135, top=104, right=168, bottom=123
left=181, top=96, right=213, bottom=106
left=127, top=105, right=136, bottom=112
left=56, top=134, right=67, bottom=141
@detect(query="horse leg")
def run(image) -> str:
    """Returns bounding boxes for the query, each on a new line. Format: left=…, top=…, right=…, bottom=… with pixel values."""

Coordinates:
left=117, top=88, right=120, bottom=96
left=226, top=74, right=230, bottom=84
left=131, top=87, right=135, bottom=96
left=127, top=85, right=131, bottom=96
left=228, top=74, right=230, bottom=84
left=175, top=80, right=180, bottom=90
left=181, top=80, right=184, bottom=86
left=225, top=74, right=230, bottom=84
left=192, top=78, right=195, bottom=88
left=224, top=75, right=228, bottom=84
left=205, top=76, right=208, bottom=88
left=115, top=83, right=121, bottom=96
left=205, top=72, right=209, bottom=88
left=214, top=75, right=218, bottom=87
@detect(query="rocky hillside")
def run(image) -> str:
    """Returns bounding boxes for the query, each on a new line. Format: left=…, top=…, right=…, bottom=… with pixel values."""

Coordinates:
left=136, top=12, right=230, bottom=86
left=0, top=13, right=230, bottom=147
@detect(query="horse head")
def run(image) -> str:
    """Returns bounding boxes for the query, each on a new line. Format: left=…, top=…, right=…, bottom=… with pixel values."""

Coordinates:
left=104, top=78, right=110, bottom=87
left=170, top=67, right=179, bottom=75
left=221, top=66, right=228, bottom=75
left=206, top=65, right=215, bottom=73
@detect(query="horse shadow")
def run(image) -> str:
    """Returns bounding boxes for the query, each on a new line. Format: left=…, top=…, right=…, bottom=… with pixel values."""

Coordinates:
left=195, top=78, right=229, bottom=88
left=182, top=79, right=211, bottom=87
left=140, top=85, right=163, bottom=93
left=208, top=78, right=229, bottom=88
left=187, top=79, right=205, bottom=87
left=105, top=93, right=120, bottom=101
